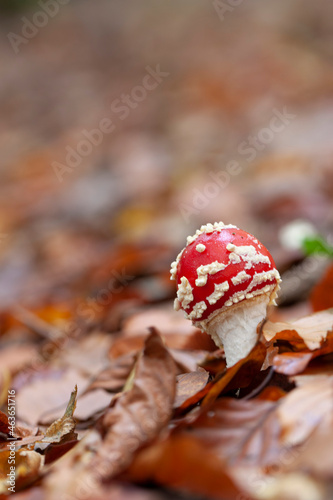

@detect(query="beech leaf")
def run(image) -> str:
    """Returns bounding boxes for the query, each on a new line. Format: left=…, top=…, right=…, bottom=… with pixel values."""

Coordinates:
left=263, top=309, right=333, bottom=350
left=43, top=385, right=77, bottom=443
left=174, top=368, right=209, bottom=409
left=91, top=329, right=177, bottom=478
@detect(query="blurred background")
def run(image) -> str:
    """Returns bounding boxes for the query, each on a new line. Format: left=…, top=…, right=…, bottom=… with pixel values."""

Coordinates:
left=1, top=0, right=333, bottom=324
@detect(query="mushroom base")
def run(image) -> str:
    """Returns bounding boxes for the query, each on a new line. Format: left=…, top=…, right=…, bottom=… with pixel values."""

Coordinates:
left=205, top=294, right=270, bottom=367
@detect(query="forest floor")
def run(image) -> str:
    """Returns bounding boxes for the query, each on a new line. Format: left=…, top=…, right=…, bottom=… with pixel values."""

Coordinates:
left=0, top=1, right=333, bottom=499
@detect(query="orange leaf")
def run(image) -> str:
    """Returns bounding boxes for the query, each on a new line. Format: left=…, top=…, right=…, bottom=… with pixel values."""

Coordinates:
left=126, top=434, right=242, bottom=500
left=311, top=264, right=333, bottom=312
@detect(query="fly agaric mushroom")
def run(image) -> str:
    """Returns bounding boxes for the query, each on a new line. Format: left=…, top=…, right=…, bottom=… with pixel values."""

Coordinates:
left=170, top=222, right=281, bottom=367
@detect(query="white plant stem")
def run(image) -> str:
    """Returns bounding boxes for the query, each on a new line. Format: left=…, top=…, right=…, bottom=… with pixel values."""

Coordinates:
left=206, top=294, right=270, bottom=367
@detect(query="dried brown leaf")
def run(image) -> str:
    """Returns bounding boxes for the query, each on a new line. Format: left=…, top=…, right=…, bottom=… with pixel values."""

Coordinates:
left=86, top=352, right=137, bottom=393
left=43, top=429, right=102, bottom=500
left=126, top=434, right=242, bottom=500
left=16, top=369, right=88, bottom=426
left=277, top=378, right=333, bottom=446
left=169, top=348, right=209, bottom=373
left=43, top=385, right=77, bottom=444
left=286, top=413, right=333, bottom=478
left=290, top=355, right=333, bottom=386
left=91, top=329, right=177, bottom=478
left=70, top=390, right=112, bottom=422
left=59, top=332, right=114, bottom=377
left=109, top=331, right=213, bottom=359
left=170, top=378, right=333, bottom=473
left=201, top=342, right=267, bottom=411
left=9, top=387, right=78, bottom=461
left=174, top=368, right=209, bottom=409
left=263, top=310, right=333, bottom=350
left=180, top=397, right=280, bottom=465
left=271, top=332, right=333, bottom=376
left=272, top=351, right=314, bottom=375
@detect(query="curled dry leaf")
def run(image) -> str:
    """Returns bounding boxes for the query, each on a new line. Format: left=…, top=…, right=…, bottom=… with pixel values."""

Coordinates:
left=43, top=385, right=77, bottom=443
left=263, top=309, right=333, bottom=350
left=262, top=309, right=333, bottom=375
left=42, top=331, right=177, bottom=499
left=10, top=386, right=78, bottom=462
left=90, top=329, right=177, bottom=478
left=268, top=329, right=333, bottom=374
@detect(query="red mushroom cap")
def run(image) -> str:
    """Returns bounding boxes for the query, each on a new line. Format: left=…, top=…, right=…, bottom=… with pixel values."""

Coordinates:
left=170, top=222, right=280, bottom=327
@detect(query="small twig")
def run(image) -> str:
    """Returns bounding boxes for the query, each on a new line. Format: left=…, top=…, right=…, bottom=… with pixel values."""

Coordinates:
left=241, top=366, right=274, bottom=400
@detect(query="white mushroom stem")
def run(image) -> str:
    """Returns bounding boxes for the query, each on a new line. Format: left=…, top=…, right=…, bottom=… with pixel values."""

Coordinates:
left=205, top=294, right=271, bottom=367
